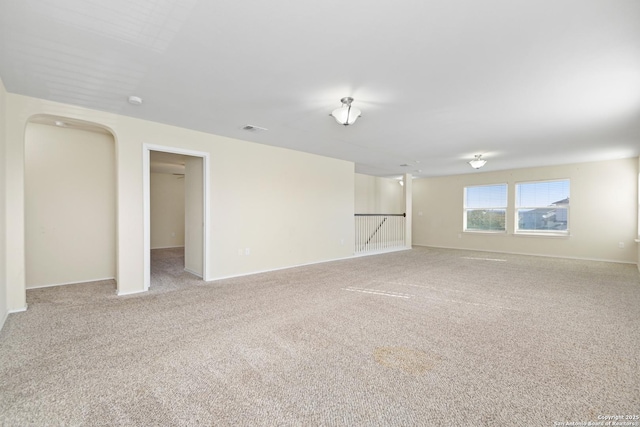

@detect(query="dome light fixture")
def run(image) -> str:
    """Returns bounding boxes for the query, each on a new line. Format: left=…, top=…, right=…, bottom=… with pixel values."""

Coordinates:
left=128, top=95, right=143, bottom=105
left=468, top=154, right=487, bottom=169
left=331, top=97, right=361, bottom=126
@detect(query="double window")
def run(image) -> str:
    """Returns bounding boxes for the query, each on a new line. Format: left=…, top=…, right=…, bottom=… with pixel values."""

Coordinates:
left=463, top=179, right=570, bottom=235
left=463, top=184, right=507, bottom=232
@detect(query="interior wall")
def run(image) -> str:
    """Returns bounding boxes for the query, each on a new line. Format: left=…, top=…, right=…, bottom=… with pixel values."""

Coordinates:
left=4, top=93, right=355, bottom=304
left=4, top=94, right=24, bottom=310
left=24, top=123, right=116, bottom=288
left=355, top=173, right=404, bottom=213
left=0, top=77, right=8, bottom=327
left=184, top=156, right=203, bottom=276
left=212, top=142, right=354, bottom=278
left=150, top=172, right=185, bottom=249
left=413, top=158, right=639, bottom=263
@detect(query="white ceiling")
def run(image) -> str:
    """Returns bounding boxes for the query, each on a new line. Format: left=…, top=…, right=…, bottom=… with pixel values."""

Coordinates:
left=1, top=0, right=638, bottom=178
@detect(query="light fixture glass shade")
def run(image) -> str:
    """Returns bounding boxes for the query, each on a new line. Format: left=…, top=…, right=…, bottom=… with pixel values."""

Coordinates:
left=468, top=155, right=487, bottom=169
left=331, top=97, right=361, bottom=125
left=331, top=105, right=361, bottom=125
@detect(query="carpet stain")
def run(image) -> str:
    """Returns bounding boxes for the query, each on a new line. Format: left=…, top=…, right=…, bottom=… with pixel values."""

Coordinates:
left=373, top=347, right=439, bottom=375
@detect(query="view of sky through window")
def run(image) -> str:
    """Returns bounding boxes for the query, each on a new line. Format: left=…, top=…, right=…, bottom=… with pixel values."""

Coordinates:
left=516, top=180, right=570, bottom=207
left=465, top=184, right=507, bottom=208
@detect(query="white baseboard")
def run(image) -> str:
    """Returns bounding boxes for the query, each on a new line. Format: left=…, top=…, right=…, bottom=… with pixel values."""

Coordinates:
left=353, top=247, right=411, bottom=258
left=150, top=245, right=185, bottom=250
left=27, top=277, right=115, bottom=290
left=204, top=250, right=394, bottom=282
left=412, top=244, right=637, bottom=265
left=117, top=289, right=147, bottom=296
left=1, top=304, right=28, bottom=331
left=9, top=305, right=27, bottom=313
left=184, top=268, right=203, bottom=278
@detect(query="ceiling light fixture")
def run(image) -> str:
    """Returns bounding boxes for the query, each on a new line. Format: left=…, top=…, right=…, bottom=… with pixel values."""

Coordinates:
left=468, top=154, right=487, bottom=169
left=330, top=97, right=361, bottom=126
left=241, top=124, right=268, bottom=132
left=128, top=95, right=143, bottom=105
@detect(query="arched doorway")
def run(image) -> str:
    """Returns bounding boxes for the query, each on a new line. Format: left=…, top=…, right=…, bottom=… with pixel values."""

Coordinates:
left=24, top=115, right=117, bottom=290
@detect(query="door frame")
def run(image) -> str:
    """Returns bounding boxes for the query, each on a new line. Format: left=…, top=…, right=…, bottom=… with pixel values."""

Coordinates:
left=142, top=144, right=211, bottom=290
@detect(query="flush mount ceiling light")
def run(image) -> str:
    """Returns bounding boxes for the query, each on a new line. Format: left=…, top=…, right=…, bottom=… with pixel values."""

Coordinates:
left=128, top=95, right=143, bottom=105
left=241, top=124, right=268, bottom=133
left=468, top=154, right=487, bottom=169
left=330, top=97, right=361, bottom=126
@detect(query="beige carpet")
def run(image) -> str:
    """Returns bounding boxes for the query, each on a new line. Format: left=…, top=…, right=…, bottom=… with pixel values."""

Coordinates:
left=1, top=247, right=639, bottom=426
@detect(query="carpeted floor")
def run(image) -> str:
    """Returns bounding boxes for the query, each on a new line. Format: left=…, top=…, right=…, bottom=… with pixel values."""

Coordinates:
left=1, top=247, right=639, bottom=426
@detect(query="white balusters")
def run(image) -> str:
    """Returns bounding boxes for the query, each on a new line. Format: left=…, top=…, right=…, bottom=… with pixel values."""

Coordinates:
left=354, top=214, right=406, bottom=254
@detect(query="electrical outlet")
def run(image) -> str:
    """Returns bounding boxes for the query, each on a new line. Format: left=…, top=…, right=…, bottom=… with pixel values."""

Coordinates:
left=238, top=249, right=243, bottom=256
left=245, top=248, right=250, bottom=255
left=618, top=242, right=625, bottom=249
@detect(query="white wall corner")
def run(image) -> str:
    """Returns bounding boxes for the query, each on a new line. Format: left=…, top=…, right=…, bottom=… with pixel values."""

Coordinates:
left=404, top=173, right=413, bottom=248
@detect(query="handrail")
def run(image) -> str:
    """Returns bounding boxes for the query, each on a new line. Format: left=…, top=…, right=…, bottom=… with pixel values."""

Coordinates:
left=354, top=213, right=406, bottom=253
left=355, top=213, right=406, bottom=217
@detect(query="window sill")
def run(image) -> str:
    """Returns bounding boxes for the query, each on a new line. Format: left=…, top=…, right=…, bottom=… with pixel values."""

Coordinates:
left=463, top=230, right=507, bottom=235
left=513, top=232, right=570, bottom=238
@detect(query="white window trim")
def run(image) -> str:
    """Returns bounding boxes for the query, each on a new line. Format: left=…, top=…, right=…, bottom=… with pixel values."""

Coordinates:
left=514, top=178, right=570, bottom=237
left=463, top=183, right=508, bottom=233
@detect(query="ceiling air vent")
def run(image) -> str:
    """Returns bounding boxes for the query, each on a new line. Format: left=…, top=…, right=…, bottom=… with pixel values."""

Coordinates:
left=241, top=125, right=268, bottom=132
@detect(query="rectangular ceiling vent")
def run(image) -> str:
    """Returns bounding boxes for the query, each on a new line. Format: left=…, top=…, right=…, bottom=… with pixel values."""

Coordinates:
left=242, top=124, right=268, bottom=132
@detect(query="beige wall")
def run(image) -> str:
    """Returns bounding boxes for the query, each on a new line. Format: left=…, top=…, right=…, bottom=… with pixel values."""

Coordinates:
left=184, top=157, right=203, bottom=276
left=413, top=158, right=639, bottom=263
left=25, top=123, right=116, bottom=288
left=355, top=173, right=404, bottom=214
left=150, top=172, right=185, bottom=249
left=212, top=141, right=354, bottom=277
left=0, top=78, right=7, bottom=327
left=4, top=94, right=355, bottom=309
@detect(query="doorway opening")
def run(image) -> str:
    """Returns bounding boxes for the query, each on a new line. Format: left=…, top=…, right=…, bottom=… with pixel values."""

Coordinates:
left=143, top=144, right=210, bottom=291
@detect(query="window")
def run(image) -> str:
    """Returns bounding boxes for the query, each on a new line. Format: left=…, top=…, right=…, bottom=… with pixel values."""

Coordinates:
left=464, top=184, right=507, bottom=232
left=515, top=179, right=569, bottom=234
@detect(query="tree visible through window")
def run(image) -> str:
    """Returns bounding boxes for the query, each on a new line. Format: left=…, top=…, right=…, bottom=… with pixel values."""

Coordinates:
left=464, top=184, right=507, bottom=231
left=516, top=179, right=569, bottom=233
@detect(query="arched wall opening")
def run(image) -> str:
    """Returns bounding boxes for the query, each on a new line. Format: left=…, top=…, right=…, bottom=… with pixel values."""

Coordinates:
left=24, top=115, right=117, bottom=291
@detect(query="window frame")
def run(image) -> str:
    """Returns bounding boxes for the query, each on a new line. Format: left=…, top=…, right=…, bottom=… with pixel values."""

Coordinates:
left=514, top=179, right=570, bottom=236
left=463, top=183, right=508, bottom=233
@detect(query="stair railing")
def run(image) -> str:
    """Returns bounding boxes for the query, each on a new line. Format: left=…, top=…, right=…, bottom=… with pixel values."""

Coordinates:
left=355, top=213, right=406, bottom=254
